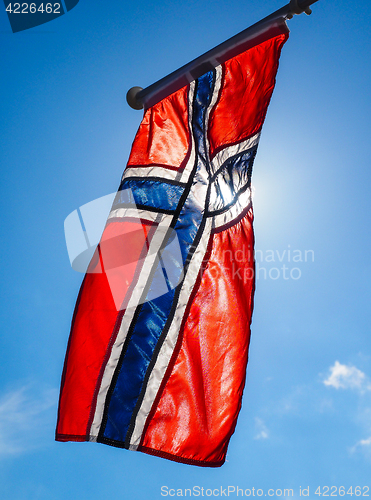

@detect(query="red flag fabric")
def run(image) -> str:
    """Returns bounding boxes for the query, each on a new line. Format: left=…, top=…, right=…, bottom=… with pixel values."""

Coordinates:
left=56, top=20, right=289, bottom=467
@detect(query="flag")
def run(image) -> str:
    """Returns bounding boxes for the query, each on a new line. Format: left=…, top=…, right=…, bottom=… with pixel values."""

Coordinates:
left=56, top=20, right=289, bottom=467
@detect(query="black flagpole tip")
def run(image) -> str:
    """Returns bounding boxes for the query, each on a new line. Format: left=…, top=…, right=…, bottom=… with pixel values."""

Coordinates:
left=290, top=0, right=315, bottom=16
left=127, top=87, right=144, bottom=110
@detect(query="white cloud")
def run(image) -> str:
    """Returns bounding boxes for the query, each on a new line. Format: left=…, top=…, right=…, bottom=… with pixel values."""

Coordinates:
left=350, top=436, right=371, bottom=455
left=0, top=385, right=57, bottom=457
left=323, top=361, right=371, bottom=392
left=358, top=437, right=371, bottom=446
left=254, top=417, right=269, bottom=440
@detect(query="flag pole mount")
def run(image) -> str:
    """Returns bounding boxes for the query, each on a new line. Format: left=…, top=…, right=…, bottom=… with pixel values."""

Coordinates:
left=287, top=0, right=313, bottom=17
left=126, top=86, right=144, bottom=110
left=126, top=0, right=319, bottom=111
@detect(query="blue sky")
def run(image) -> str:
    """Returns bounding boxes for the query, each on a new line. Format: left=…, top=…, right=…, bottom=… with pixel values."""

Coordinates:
left=1, top=0, right=371, bottom=498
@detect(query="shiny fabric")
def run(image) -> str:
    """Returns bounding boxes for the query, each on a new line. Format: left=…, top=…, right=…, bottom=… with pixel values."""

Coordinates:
left=208, top=35, right=286, bottom=158
left=127, top=85, right=190, bottom=170
left=56, top=26, right=289, bottom=467
left=99, top=70, right=214, bottom=447
left=116, top=179, right=185, bottom=213
left=140, top=210, right=255, bottom=465
left=56, top=220, right=154, bottom=439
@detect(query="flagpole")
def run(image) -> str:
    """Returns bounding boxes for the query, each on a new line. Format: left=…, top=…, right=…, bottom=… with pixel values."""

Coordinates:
left=127, top=0, right=319, bottom=111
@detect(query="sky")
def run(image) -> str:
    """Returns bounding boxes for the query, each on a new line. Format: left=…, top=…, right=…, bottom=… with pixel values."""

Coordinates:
left=1, top=0, right=371, bottom=498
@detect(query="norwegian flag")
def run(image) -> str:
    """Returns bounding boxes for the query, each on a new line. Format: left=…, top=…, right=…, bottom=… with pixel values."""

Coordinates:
left=56, top=21, right=289, bottom=467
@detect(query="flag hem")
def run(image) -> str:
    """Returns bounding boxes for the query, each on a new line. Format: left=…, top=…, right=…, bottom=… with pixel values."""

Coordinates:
left=139, top=444, right=225, bottom=468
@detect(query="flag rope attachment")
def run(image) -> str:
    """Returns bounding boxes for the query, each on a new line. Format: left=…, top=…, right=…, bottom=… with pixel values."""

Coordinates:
left=126, top=0, right=319, bottom=111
